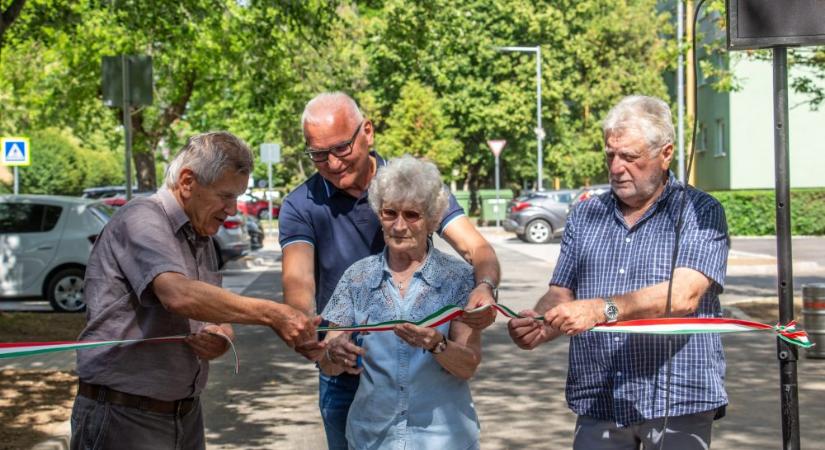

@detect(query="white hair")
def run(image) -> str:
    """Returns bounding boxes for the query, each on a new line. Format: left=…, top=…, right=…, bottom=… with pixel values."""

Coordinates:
left=602, top=95, right=675, bottom=155
left=164, top=131, right=253, bottom=189
left=301, top=92, right=364, bottom=131
left=368, top=155, right=449, bottom=228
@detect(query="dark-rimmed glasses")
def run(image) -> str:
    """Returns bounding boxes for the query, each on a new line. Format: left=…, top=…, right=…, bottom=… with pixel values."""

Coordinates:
left=379, top=208, right=422, bottom=223
left=304, top=121, right=363, bottom=163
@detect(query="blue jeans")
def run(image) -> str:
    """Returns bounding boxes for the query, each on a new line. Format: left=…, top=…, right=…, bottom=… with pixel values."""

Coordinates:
left=319, top=372, right=359, bottom=450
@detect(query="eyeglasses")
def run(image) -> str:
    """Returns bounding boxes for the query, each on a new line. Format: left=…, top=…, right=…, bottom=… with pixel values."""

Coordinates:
left=304, top=121, right=363, bottom=163
left=379, top=208, right=423, bottom=223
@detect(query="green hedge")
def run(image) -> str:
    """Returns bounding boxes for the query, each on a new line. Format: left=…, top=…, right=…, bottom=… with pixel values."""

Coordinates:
left=710, top=189, right=825, bottom=236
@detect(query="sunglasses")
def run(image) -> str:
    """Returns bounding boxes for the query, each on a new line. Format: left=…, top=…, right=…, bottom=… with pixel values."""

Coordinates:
left=304, top=121, right=363, bottom=163
left=379, top=208, right=423, bottom=223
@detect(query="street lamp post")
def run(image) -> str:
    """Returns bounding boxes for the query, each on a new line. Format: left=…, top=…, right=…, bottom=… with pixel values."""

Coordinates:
left=497, top=45, right=543, bottom=191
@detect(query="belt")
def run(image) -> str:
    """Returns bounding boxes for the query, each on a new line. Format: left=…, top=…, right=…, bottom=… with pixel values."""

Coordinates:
left=78, top=381, right=197, bottom=416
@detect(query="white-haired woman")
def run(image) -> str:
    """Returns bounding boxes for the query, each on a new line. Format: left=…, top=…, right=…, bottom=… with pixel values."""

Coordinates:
left=319, top=155, right=482, bottom=449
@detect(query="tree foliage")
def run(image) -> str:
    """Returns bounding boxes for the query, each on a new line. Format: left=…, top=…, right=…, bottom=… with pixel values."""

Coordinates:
left=380, top=80, right=463, bottom=176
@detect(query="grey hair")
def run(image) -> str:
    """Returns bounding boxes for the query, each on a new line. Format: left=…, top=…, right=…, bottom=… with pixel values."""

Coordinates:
left=368, top=155, right=449, bottom=228
left=301, top=92, right=364, bottom=131
left=164, top=131, right=253, bottom=189
left=602, top=95, right=675, bottom=155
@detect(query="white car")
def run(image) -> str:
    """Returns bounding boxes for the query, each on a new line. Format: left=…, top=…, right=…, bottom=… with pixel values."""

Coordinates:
left=0, top=195, right=112, bottom=312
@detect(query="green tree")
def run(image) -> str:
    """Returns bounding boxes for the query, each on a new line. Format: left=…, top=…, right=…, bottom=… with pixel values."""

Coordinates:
left=381, top=80, right=463, bottom=176
left=365, top=0, right=674, bottom=194
left=1, top=1, right=337, bottom=192
left=17, top=128, right=121, bottom=195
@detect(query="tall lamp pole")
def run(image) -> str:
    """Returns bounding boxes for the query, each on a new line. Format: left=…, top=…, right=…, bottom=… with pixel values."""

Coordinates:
left=497, top=46, right=544, bottom=191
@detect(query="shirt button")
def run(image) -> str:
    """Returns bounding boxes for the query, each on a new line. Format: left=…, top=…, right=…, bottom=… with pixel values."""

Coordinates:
left=625, top=237, right=631, bottom=243
left=616, top=371, right=623, bottom=377
left=619, top=268, right=625, bottom=274
left=614, top=337, right=621, bottom=342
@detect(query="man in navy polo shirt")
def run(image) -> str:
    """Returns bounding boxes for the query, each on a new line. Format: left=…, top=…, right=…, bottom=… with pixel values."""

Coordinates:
left=279, top=92, right=501, bottom=449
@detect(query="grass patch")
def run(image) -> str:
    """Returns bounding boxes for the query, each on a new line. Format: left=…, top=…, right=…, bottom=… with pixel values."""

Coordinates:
left=730, top=298, right=803, bottom=324
left=0, top=312, right=86, bottom=342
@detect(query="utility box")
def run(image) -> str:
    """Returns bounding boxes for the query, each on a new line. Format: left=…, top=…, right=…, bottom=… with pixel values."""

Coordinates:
left=478, top=189, right=513, bottom=224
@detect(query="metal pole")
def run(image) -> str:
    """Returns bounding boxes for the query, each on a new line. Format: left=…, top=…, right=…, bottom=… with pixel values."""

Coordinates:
left=536, top=46, right=543, bottom=191
left=772, top=46, right=801, bottom=450
left=121, top=55, right=133, bottom=201
left=677, top=0, right=685, bottom=182
left=267, top=162, right=273, bottom=228
left=13, top=166, right=18, bottom=195
left=495, top=154, right=500, bottom=228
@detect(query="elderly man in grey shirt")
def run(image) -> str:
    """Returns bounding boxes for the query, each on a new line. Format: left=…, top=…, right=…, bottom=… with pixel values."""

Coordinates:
left=71, top=132, right=318, bottom=450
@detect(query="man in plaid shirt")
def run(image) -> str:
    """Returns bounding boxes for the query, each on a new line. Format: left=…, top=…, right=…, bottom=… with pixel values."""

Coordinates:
left=508, top=95, right=729, bottom=450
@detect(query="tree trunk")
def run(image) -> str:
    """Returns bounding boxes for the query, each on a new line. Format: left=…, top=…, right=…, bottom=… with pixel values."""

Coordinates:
left=133, top=151, right=156, bottom=191
left=0, top=0, right=27, bottom=56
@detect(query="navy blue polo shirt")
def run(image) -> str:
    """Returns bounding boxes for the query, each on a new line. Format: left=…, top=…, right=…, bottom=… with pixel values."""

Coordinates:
left=278, top=152, right=465, bottom=314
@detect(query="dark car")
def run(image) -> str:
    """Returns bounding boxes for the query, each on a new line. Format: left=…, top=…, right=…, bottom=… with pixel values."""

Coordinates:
left=246, top=216, right=265, bottom=250
left=503, top=189, right=577, bottom=244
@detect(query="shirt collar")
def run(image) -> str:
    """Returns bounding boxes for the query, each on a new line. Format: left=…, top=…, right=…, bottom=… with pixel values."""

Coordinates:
left=323, top=151, right=386, bottom=198
left=370, top=240, right=441, bottom=290
left=158, top=188, right=206, bottom=244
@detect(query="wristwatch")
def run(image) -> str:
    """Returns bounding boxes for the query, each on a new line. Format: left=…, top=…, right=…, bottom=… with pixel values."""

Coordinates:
left=604, top=297, right=619, bottom=323
left=429, top=333, right=448, bottom=354
left=476, top=277, right=499, bottom=301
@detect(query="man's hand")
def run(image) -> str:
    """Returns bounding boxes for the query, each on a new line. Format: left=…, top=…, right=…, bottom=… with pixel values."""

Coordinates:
left=293, top=316, right=325, bottom=361
left=458, top=284, right=497, bottom=330
left=185, top=324, right=232, bottom=360
left=269, top=304, right=317, bottom=348
left=507, top=310, right=552, bottom=350
left=325, top=332, right=365, bottom=375
left=544, top=299, right=603, bottom=336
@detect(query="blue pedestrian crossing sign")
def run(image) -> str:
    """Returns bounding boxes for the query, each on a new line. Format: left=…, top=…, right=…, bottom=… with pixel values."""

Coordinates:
left=1, top=137, right=30, bottom=166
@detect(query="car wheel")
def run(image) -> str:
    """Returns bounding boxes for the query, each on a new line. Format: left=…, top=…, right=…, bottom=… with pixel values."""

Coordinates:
left=525, top=219, right=552, bottom=244
left=47, top=267, right=86, bottom=312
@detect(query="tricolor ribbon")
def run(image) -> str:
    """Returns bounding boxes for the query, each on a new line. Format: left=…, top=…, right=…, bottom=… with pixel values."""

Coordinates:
left=0, top=332, right=241, bottom=373
left=319, top=303, right=814, bottom=349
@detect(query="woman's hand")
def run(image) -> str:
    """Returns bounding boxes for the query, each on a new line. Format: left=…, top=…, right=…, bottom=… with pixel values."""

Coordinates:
left=324, top=331, right=365, bottom=375
left=394, top=323, right=443, bottom=350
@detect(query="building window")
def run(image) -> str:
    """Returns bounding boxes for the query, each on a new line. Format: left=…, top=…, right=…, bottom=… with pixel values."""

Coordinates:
left=714, top=119, right=726, bottom=157
left=696, top=123, right=707, bottom=153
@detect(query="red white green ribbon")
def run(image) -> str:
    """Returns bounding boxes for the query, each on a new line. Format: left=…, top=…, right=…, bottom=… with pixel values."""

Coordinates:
left=319, top=303, right=814, bottom=349
left=0, top=332, right=240, bottom=373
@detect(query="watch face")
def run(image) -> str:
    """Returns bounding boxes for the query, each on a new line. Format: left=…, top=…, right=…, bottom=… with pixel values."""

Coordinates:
left=606, top=304, right=619, bottom=319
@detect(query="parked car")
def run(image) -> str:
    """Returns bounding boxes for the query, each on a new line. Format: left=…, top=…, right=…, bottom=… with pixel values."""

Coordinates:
left=569, top=183, right=612, bottom=210
left=246, top=216, right=265, bottom=250
left=0, top=195, right=114, bottom=312
left=213, top=212, right=251, bottom=268
left=503, top=189, right=578, bottom=244
left=237, top=193, right=279, bottom=220
left=81, top=185, right=153, bottom=199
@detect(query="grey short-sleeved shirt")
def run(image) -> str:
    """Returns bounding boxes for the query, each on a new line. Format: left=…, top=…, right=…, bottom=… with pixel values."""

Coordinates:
left=76, top=188, right=222, bottom=401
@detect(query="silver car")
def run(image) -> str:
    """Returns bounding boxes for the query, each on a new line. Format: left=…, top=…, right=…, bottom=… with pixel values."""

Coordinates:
left=0, top=195, right=113, bottom=312
left=503, top=189, right=577, bottom=244
left=212, top=212, right=251, bottom=268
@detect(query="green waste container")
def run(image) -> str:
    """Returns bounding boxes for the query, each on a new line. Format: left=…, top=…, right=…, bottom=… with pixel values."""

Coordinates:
left=453, top=190, right=471, bottom=214
left=478, top=189, right=513, bottom=224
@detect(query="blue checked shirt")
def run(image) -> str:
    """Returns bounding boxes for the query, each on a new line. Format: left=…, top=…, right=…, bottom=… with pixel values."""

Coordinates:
left=551, top=173, right=729, bottom=426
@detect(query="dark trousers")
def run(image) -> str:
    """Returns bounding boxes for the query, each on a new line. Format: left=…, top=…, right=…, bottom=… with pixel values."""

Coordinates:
left=70, top=394, right=205, bottom=450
